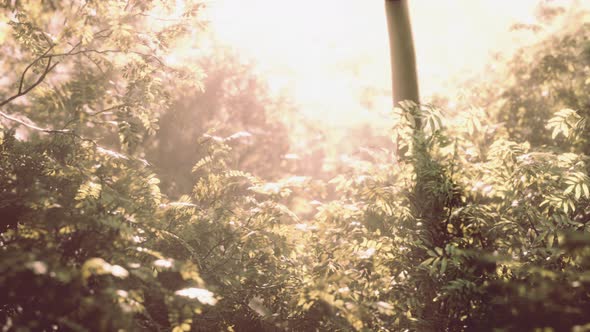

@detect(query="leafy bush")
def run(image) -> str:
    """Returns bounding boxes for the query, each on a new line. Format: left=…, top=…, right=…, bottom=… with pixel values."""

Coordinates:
left=0, top=1, right=217, bottom=331
left=497, top=22, right=590, bottom=154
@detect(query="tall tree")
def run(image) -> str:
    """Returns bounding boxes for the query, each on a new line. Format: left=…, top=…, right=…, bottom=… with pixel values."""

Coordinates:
left=385, top=2, right=448, bottom=329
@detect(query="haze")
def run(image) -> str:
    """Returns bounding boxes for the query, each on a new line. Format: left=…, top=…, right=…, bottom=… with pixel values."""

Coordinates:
left=204, top=0, right=580, bottom=130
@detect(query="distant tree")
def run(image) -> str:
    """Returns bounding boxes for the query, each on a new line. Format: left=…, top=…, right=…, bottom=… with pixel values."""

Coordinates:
left=147, top=49, right=291, bottom=197
left=497, top=23, right=590, bottom=154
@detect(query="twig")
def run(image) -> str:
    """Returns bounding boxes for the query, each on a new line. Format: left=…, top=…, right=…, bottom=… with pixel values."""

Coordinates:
left=17, top=45, right=55, bottom=94
left=2, top=55, right=56, bottom=109
left=1, top=40, right=83, bottom=109
left=82, top=52, right=105, bottom=74
left=60, top=104, right=128, bottom=130
left=44, top=49, right=165, bottom=67
left=0, top=110, right=70, bottom=133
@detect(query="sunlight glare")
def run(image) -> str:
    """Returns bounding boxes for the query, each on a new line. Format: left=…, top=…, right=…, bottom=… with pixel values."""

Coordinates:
left=202, top=0, right=581, bottom=129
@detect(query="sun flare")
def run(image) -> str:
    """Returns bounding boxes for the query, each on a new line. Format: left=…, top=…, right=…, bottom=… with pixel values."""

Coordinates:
left=200, top=0, right=575, bottom=130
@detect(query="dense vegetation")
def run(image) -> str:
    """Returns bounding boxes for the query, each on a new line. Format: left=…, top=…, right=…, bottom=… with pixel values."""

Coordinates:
left=1, top=1, right=590, bottom=331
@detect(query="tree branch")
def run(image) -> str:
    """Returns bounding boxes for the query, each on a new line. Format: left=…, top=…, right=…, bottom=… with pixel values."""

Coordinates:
left=1, top=39, right=84, bottom=109
left=0, top=110, right=71, bottom=133
left=2, top=53, right=56, bottom=109
left=44, top=49, right=165, bottom=67
left=17, top=45, right=55, bottom=95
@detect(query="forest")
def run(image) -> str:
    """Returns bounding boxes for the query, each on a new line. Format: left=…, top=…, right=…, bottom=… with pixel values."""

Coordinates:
left=1, top=0, right=590, bottom=331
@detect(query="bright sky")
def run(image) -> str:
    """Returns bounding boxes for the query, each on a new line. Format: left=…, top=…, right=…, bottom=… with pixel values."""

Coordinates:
left=202, top=0, right=579, bottom=128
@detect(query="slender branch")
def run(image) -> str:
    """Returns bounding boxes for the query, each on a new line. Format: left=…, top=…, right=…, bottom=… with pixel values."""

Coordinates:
left=61, top=103, right=128, bottom=130
left=82, top=52, right=105, bottom=74
left=18, top=45, right=55, bottom=94
left=0, top=110, right=71, bottom=133
left=44, top=49, right=165, bottom=67
left=4, top=28, right=110, bottom=106
left=0, top=57, right=57, bottom=109
left=90, top=103, right=128, bottom=115
left=45, top=48, right=122, bottom=57
left=91, top=28, right=113, bottom=40
left=1, top=40, right=83, bottom=109
left=0, top=43, right=76, bottom=133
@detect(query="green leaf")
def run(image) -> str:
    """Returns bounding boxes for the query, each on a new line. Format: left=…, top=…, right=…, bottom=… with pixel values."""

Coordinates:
left=434, top=247, right=444, bottom=256
left=440, top=257, right=448, bottom=274
left=420, top=257, right=435, bottom=266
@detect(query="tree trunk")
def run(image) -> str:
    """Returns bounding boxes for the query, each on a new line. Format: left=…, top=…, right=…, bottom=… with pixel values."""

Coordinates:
left=385, top=0, right=420, bottom=107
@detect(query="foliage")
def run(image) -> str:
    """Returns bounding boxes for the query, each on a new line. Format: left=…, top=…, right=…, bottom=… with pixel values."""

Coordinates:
left=0, top=131, right=210, bottom=331
left=497, top=21, right=590, bottom=154
left=147, top=49, right=291, bottom=197
left=0, top=1, right=216, bottom=331
left=2, top=1, right=590, bottom=332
